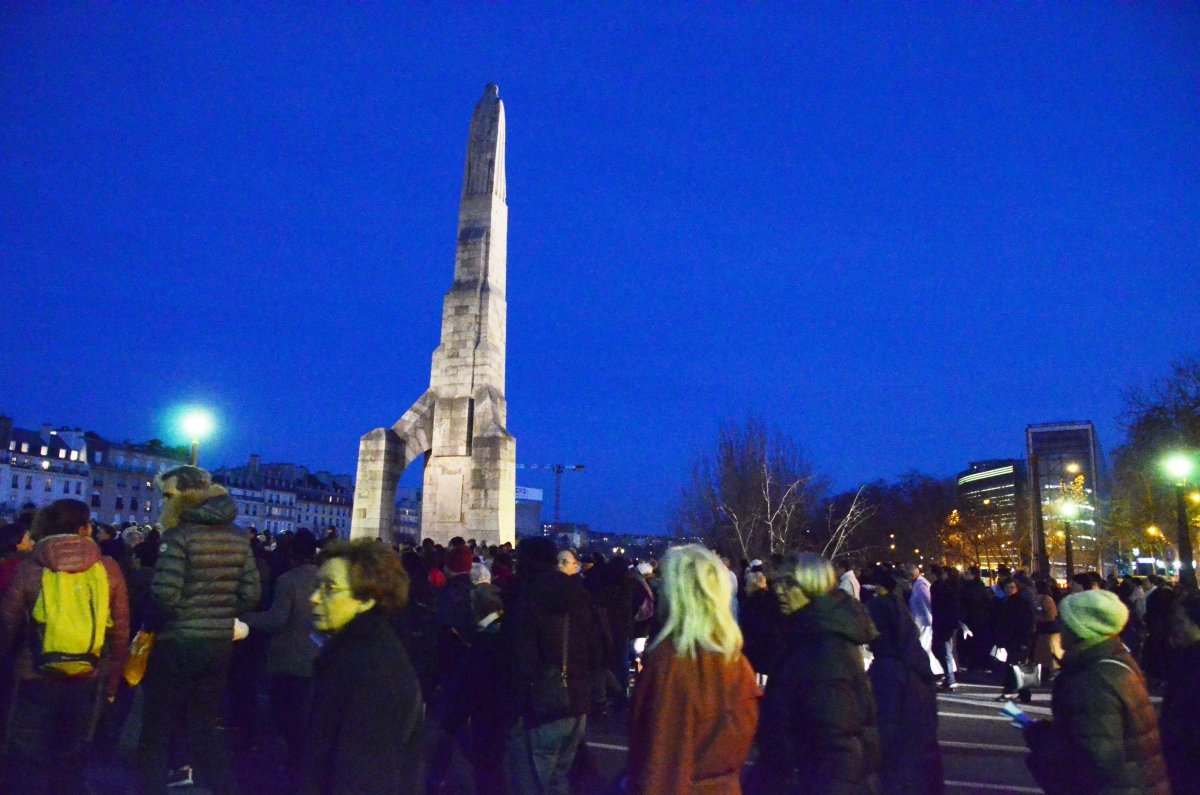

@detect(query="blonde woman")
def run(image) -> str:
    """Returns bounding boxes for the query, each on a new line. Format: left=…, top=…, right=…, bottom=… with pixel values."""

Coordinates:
left=754, top=553, right=882, bottom=794
left=626, top=546, right=759, bottom=794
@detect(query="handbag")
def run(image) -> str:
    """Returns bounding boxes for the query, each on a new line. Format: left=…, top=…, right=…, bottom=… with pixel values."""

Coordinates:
left=123, top=630, right=155, bottom=687
left=528, top=615, right=571, bottom=723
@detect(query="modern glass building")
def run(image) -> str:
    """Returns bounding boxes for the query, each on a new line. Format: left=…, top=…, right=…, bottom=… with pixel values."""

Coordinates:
left=1025, top=421, right=1106, bottom=573
left=957, top=459, right=1024, bottom=533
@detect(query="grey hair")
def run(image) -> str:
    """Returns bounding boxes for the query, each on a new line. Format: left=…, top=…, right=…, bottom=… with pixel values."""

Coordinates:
left=777, top=552, right=837, bottom=599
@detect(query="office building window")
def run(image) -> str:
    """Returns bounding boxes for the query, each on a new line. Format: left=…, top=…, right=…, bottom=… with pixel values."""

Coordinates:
left=44, top=479, right=52, bottom=492
left=130, top=498, right=139, bottom=511
left=115, top=497, right=124, bottom=510
left=91, top=493, right=100, bottom=508
left=62, top=481, right=70, bottom=494
left=25, top=476, right=32, bottom=490
left=75, top=482, right=82, bottom=495
left=9, top=475, right=16, bottom=489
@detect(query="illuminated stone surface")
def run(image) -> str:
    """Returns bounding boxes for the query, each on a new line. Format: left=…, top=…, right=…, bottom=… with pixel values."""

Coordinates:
left=351, top=85, right=516, bottom=545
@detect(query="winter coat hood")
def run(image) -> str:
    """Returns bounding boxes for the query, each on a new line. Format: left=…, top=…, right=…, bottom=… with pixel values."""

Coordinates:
left=160, top=483, right=236, bottom=530
left=32, top=534, right=101, bottom=574
left=790, top=591, right=879, bottom=646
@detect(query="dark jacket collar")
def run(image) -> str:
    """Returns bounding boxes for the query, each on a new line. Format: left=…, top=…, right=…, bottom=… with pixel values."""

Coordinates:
left=788, top=591, right=879, bottom=646
left=317, top=609, right=394, bottom=664
left=1061, top=636, right=1128, bottom=673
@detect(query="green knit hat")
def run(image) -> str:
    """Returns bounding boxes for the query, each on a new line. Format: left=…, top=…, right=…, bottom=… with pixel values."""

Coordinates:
left=1059, top=589, right=1129, bottom=647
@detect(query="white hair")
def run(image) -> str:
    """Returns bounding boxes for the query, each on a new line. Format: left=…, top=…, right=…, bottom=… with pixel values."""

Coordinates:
left=650, top=545, right=743, bottom=661
left=469, top=562, right=492, bottom=585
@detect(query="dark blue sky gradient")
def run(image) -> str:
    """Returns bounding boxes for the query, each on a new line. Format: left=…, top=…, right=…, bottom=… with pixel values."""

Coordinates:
left=3, top=5, right=1198, bottom=534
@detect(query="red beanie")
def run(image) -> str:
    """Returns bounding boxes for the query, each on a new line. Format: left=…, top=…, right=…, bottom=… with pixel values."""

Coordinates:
left=447, top=546, right=474, bottom=574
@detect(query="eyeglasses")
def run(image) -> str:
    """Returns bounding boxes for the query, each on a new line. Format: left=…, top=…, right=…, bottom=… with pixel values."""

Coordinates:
left=315, top=580, right=353, bottom=599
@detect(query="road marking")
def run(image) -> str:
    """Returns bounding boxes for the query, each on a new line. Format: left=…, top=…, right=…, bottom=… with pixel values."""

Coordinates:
left=946, top=781, right=1040, bottom=793
left=939, top=693, right=1052, bottom=715
left=591, top=739, right=1027, bottom=755
left=940, top=740, right=1026, bottom=754
left=589, top=741, right=630, bottom=752
left=938, top=711, right=1012, bottom=721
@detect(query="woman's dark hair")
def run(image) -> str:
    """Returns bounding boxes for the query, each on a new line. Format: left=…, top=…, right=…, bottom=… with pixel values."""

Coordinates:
left=30, top=499, right=90, bottom=540
left=400, top=548, right=433, bottom=606
left=290, top=529, right=317, bottom=562
left=516, top=536, right=558, bottom=578
left=318, top=540, right=410, bottom=614
left=134, top=539, right=160, bottom=569
left=0, top=523, right=26, bottom=556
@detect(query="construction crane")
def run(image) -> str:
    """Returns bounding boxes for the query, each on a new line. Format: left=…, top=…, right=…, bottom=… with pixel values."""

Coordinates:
left=516, top=463, right=585, bottom=532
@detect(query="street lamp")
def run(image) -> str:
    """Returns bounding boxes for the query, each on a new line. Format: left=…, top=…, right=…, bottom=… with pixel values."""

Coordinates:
left=182, top=409, right=215, bottom=466
left=1163, top=452, right=1197, bottom=589
left=1060, top=499, right=1079, bottom=579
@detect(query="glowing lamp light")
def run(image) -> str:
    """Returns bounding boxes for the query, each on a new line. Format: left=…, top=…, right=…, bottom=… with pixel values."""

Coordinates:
left=182, top=409, right=215, bottom=441
left=1059, top=500, right=1080, bottom=519
left=1164, top=453, right=1195, bottom=482
left=1066, top=462, right=1081, bottom=475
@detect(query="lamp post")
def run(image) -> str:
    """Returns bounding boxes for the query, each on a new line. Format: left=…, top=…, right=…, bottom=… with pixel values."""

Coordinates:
left=182, top=409, right=215, bottom=467
left=1164, top=453, right=1196, bottom=589
left=1060, top=499, right=1079, bottom=579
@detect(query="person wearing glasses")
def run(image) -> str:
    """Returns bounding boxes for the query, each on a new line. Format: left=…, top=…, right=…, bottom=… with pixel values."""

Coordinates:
left=754, top=553, right=881, bottom=794
left=305, top=540, right=423, bottom=795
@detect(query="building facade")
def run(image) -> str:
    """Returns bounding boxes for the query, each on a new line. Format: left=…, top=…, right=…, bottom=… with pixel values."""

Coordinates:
left=1026, top=421, right=1107, bottom=572
left=1, top=416, right=187, bottom=524
left=213, top=456, right=353, bottom=537
left=956, top=459, right=1025, bottom=534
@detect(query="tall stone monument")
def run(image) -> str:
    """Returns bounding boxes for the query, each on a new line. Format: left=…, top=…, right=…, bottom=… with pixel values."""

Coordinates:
left=351, top=84, right=516, bottom=545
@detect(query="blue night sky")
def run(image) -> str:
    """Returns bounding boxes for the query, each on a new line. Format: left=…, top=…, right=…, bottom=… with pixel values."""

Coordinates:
left=3, top=5, right=1198, bottom=534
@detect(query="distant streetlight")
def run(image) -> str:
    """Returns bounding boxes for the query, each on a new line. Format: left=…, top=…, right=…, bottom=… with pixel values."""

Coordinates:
left=1163, top=452, right=1197, bottom=589
left=1060, top=499, right=1079, bottom=578
left=182, top=409, right=215, bottom=466
left=1065, top=462, right=1081, bottom=475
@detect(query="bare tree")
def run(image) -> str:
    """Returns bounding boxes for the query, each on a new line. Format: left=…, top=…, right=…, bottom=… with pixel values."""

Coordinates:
left=821, top=485, right=874, bottom=560
left=671, top=416, right=827, bottom=560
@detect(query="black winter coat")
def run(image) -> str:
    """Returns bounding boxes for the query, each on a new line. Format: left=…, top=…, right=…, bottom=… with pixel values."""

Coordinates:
left=151, top=489, right=260, bottom=640
left=304, top=609, right=424, bottom=795
left=1025, top=637, right=1170, bottom=795
left=1161, top=641, right=1200, bottom=795
left=992, top=592, right=1035, bottom=659
left=930, top=578, right=963, bottom=640
left=506, top=569, right=604, bottom=724
left=868, top=591, right=944, bottom=795
left=755, top=591, right=882, bottom=795
left=739, top=588, right=783, bottom=677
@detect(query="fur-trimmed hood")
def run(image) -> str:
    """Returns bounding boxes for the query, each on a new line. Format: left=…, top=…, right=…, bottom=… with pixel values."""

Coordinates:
left=160, top=483, right=236, bottom=529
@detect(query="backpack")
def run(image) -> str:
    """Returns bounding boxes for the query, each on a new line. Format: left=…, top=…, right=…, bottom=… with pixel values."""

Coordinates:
left=30, top=562, right=111, bottom=675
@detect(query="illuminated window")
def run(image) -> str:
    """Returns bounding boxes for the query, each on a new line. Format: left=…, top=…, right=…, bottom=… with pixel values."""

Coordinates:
left=58, top=449, right=66, bottom=459
left=20, top=443, right=28, bottom=453
left=69, top=450, right=78, bottom=461
left=40, top=446, right=48, bottom=456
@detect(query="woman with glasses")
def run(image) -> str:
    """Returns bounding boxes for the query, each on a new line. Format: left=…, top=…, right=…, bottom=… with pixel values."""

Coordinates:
left=626, top=545, right=759, bottom=794
left=304, top=540, right=423, bottom=795
left=754, top=553, right=882, bottom=794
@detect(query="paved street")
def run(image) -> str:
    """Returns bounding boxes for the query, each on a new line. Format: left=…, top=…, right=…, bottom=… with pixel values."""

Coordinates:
left=85, top=667, right=1168, bottom=794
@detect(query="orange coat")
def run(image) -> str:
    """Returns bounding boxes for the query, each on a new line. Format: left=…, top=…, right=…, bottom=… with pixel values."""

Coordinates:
left=628, top=639, right=759, bottom=794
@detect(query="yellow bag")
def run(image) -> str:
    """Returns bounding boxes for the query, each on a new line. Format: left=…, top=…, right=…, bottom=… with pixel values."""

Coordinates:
left=31, top=562, right=111, bottom=675
left=124, top=630, right=155, bottom=687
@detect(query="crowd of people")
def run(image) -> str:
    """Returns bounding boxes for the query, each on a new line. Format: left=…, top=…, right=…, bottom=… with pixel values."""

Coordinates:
left=0, top=464, right=1197, bottom=794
